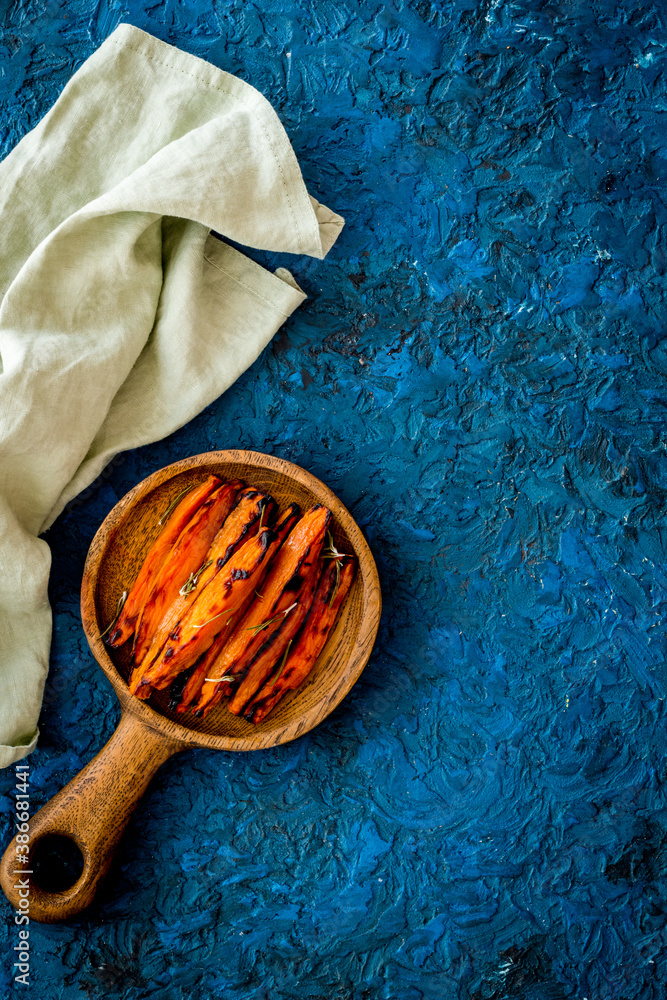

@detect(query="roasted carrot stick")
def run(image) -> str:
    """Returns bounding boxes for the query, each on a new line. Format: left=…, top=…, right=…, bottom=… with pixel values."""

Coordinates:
left=133, top=526, right=283, bottom=693
left=131, top=480, right=243, bottom=665
left=131, top=487, right=274, bottom=683
left=108, top=475, right=222, bottom=646
left=172, top=504, right=301, bottom=712
left=226, top=547, right=323, bottom=716
left=193, top=504, right=331, bottom=716
left=244, top=557, right=356, bottom=724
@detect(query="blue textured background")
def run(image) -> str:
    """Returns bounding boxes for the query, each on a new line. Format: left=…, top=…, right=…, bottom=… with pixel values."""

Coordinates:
left=2, top=1, right=667, bottom=997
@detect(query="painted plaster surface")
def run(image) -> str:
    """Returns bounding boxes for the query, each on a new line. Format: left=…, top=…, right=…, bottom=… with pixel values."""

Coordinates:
left=1, top=1, right=667, bottom=997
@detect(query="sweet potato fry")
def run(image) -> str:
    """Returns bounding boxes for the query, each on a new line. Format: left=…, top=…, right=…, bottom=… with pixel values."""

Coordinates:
left=193, top=504, right=331, bottom=716
left=226, top=547, right=323, bottom=716
left=202, top=487, right=277, bottom=574
left=130, top=480, right=243, bottom=665
left=132, top=487, right=275, bottom=681
left=167, top=662, right=199, bottom=712
left=244, top=557, right=356, bottom=724
left=133, top=525, right=284, bottom=693
left=193, top=540, right=321, bottom=718
left=135, top=503, right=298, bottom=702
left=171, top=636, right=226, bottom=712
left=195, top=682, right=226, bottom=716
left=108, top=475, right=222, bottom=646
left=171, top=503, right=301, bottom=712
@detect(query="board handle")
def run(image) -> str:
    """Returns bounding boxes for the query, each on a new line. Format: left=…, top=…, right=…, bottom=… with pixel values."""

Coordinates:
left=0, top=710, right=182, bottom=922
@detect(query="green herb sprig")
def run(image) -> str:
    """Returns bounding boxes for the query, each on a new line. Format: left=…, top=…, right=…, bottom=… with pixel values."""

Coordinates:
left=159, top=484, right=194, bottom=525
left=99, top=590, right=127, bottom=640
left=179, top=560, right=212, bottom=597
left=272, top=640, right=293, bottom=685
left=193, top=607, right=236, bottom=630
left=322, top=532, right=350, bottom=607
left=245, top=602, right=297, bottom=637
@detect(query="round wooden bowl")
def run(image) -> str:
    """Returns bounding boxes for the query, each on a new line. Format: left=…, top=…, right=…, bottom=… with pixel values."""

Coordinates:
left=0, top=450, right=381, bottom=922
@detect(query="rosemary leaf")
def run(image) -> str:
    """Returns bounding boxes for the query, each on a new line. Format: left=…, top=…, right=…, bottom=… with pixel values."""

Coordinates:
left=179, top=560, right=212, bottom=597
left=193, top=607, right=236, bottom=630
left=329, top=558, right=342, bottom=608
left=99, top=590, right=127, bottom=640
left=158, top=483, right=195, bottom=525
left=272, top=640, right=293, bottom=684
left=322, top=531, right=349, bottom=563
left=245, top=602, right=297, bottom=637
left=321, top=530, right=349, bottom=607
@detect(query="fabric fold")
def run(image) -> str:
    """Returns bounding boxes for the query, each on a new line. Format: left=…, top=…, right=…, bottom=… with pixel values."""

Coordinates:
left=0, top=24, right=344, bottom=766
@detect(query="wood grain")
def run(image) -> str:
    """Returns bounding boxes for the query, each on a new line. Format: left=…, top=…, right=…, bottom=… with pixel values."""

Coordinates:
left=0, top=450, right=381, bottom=922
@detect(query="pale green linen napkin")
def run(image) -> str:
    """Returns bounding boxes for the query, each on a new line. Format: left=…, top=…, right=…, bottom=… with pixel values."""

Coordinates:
left=0, top=23, right=344, bottom=767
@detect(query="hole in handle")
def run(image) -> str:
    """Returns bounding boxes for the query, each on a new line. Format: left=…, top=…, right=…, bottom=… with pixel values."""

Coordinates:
left=30, top=835, right=84, bottom=893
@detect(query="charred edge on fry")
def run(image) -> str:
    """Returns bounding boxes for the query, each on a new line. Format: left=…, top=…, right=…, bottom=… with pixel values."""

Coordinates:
left=284, top=569, right=306, bottom=593
left=260, top=529, right=277, bottom=550
left=168, top=665, right=197, bottom=710
left=259, top=496, right=277, bottom=525
left=279, top=503, right=301, bottom=521
left=232, top=489, right=262, bottom=505
left=244, top=692, right=278, bottom=723
left=283, top=537, right=322, bottom=592
left=324, top=555, right=353, bottom=601
left=270, top=507, right=301, bottom=541
left=216, top=495, right=275, bottom=567
left=250, top=623, right=286, bottom=665
left=198, top=496, right=220, bottom=515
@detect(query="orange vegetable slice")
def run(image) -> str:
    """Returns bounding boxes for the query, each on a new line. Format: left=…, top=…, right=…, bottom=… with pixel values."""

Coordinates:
left=226, top=546, right=323, bottom=716
left=130, top=480, right=243, bottom=665
left=172, top=503, right=301, bottom=713
left=244, top=557, right=356, bottom=724
left=133, top=526, right=283, bottom=693
left=108, top=475, right=222, bottom=646
left=193, top=504, right=331, bottom=716
left=132, top=487, right=274, bottom=680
